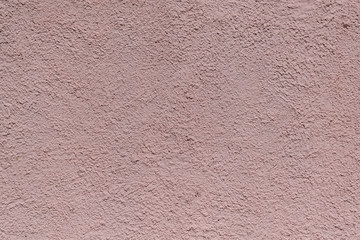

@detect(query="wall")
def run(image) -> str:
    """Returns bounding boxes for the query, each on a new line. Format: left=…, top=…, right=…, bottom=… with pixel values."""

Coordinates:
left=1, top=0, right=360, bottom=239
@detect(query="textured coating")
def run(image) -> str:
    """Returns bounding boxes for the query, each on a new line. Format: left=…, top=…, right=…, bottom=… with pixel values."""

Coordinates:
left=1, top=0, right=360, bottom=239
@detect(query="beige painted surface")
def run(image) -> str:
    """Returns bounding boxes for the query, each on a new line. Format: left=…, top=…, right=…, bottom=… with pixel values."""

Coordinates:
left=1, top=0, right=360, bottom=239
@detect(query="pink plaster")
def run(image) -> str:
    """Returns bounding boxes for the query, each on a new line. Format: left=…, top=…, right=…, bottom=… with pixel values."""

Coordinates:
left=1, top=0, right=360, bottom=239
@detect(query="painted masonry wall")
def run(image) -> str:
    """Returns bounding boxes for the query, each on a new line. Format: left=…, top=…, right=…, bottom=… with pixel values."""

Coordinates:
left=1, top=0, right=360, bottom=239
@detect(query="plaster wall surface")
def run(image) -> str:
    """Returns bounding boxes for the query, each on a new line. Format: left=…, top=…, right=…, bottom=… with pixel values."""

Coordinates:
left=1, top=0, right=360, bottom=239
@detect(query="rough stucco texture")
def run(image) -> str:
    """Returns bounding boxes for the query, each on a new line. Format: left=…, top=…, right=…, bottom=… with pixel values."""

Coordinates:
left=1, top=0, right=360, bottom=239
